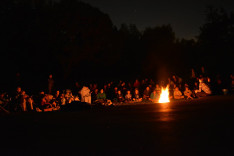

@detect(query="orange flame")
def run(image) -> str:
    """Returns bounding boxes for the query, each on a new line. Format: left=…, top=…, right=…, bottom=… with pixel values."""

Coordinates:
left=158, top=86, right=170, bottom=103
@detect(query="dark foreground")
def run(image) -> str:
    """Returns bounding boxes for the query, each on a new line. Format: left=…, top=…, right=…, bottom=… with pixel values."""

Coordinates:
left=1, top=96, right=234, bottom=156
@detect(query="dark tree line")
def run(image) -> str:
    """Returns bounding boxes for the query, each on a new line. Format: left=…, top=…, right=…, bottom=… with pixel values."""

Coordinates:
left=0, top=0, right=233, bottom=92
left=198, top=7, right=234, bottom=76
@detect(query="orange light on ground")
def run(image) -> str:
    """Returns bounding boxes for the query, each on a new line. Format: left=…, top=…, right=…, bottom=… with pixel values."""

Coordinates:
left=158, top=86, right=170, bottom=103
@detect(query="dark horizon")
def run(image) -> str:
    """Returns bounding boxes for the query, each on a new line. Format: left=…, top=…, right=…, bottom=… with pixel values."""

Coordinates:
left=70, top=0, right=234, bottom=39
left=0, top=0, right=233, bottom=93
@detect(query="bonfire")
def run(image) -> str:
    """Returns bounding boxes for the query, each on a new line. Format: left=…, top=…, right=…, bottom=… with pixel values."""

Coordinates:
left=158, top=86, right=170, bottom=103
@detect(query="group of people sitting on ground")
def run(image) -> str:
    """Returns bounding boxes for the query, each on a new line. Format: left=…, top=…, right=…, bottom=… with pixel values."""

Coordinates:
left=0, top=68, right=233, bottom=113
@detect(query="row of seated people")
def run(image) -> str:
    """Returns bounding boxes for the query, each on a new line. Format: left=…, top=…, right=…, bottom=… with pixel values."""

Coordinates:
left=1, top=77, right=212, bottom=112
left=89, top=77, right=212, bottom=104
left=1, top=88, right=80, bottom=112
left=91, top=83, right=210, bottom=105
left=34, top=90, right=80, bottom=112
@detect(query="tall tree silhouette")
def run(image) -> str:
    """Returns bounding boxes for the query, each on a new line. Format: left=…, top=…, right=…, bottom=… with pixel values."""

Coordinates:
left=48, top=0, right=116, bottom=80
left=141, top=25, right=176, bottom=79
left=198, top=7, right=234, bottom=75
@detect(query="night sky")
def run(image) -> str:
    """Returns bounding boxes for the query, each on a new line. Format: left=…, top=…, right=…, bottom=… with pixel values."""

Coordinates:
left=77, top=0, right=234, bottom=39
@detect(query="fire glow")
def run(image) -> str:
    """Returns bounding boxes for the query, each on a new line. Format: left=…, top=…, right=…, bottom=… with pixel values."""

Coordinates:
left=158, top=86, right=170, bottom=103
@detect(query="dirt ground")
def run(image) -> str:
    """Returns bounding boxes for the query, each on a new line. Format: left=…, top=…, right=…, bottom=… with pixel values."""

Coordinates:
left=1, top=95, right=234, bottom=156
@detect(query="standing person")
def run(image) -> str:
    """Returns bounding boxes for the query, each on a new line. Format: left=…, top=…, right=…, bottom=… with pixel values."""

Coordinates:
left=80, top=86, right=91, bottom=104
left=191, top=68, right=196, bottom=79
left=201, top=66, right=207, bottom=77
left=48, top=74, right=54, bottom=94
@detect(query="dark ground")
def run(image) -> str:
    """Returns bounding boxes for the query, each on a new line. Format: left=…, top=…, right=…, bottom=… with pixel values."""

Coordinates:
left=1, top=95, right=234, bottom=156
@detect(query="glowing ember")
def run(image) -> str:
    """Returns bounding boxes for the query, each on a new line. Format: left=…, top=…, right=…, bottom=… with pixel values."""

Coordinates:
left=158, top=86, right=170, bottom=103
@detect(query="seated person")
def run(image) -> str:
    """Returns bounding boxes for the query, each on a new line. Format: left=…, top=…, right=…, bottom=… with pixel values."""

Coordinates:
left=73, top=95, right=80, bottom=101
left=111, top=87, right=119, bottom=103
left=125, top=90, right=132, bottom=103
left=173, top=87, right=184, bottom=99
left=133, top=89, right=142, bottom=102
left=150, top=90, right=159, bottom=103
left=45, top=94, right=60, bottom=110
left=92, top=89, right=99, bottom=102
left=96, top=89, right=107, bottom=104
left=116, top=90, right=124, bottom=103
left=155, top=84, right=161, bottom=94
left=40, top=94, right=53, bottom=110
left=54, top=90, right=61, bottom=104
left=33, top=91, right=45, bottom=111
left=20, top=90, right=30, bottom=112
left=183, top=86, right=193, bottom=99
left=80, top=86, right=91, bottom=104
left=65, top=89, right=74, bottom=104
left=195, top=78, right=212, bottom=97
left=0, top=93, right=10, bottom=113
left=46, top=94, right=57, bottom=108
left=60, top=94, right=66, bottom=106
left=27, top=96, right=35, bottom=111
left=143, top=87, right=151, bottom=101
left=0, top=93, right=9, bottom=106
left=120, top=82, right=127, bottom=95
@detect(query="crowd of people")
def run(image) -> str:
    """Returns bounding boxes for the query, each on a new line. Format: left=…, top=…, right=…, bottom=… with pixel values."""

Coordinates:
left=0, top=68, right=233, bottom=113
